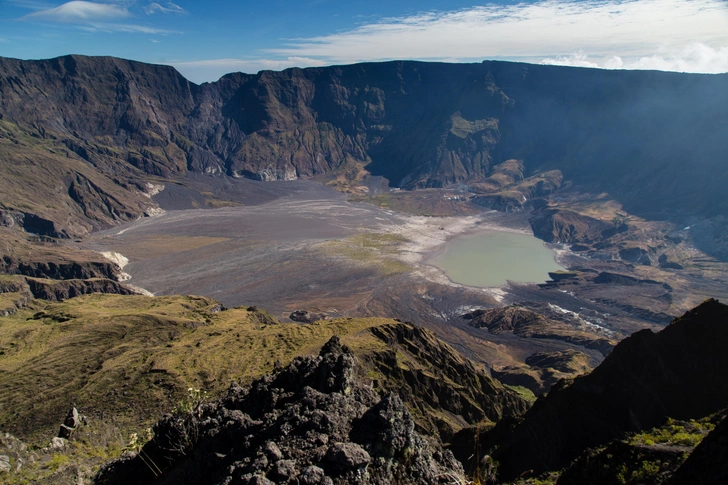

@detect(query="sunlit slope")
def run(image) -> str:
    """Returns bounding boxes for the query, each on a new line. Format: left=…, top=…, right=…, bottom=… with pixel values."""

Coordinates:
left=0, top=293, right=525, bottom=443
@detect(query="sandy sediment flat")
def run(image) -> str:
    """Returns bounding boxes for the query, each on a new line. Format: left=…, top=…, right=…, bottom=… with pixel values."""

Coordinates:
left=85, top=180, right=528, bottom=311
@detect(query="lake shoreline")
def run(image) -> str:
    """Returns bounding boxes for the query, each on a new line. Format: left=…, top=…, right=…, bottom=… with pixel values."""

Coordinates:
left=421, top=224, right=565, bottom=289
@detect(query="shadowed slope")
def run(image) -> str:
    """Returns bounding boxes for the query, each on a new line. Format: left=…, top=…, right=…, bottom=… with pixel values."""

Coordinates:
left=484, top=299, right=728, bottom=480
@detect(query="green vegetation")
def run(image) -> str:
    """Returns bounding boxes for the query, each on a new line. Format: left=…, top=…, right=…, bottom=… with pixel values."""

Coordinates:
left=0, top=293, right=401, bottom=443
left=628, top=417, right=714, bottom=447
left=504, top=384, right=537, bottom=404
left=320, top=231, right=412, bottom=275
left=631, top=460, right=661, bottom=481
left=508, top=475, right=559, bottom=485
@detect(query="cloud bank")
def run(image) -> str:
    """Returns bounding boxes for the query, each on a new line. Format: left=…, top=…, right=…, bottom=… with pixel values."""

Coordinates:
left=541, top=44, right=728, bottom=73
left=265, top=0, right=728, bottom=74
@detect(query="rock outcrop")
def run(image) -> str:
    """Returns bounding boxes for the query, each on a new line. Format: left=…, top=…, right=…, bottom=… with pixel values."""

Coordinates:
left=0, top=256, right=121, bottom=280
left=57, top=407, right=85, bottom=439
left=289, top=310, right=328, bottom=324
left=462, top=305, right=615, bottom=356
left=95, top=336, right=466, bottom=485
left=529, top=207, right=615, bottom=244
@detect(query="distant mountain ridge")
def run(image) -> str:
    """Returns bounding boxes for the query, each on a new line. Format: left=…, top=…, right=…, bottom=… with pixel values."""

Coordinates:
left=1, top=55, right=727, bottom=238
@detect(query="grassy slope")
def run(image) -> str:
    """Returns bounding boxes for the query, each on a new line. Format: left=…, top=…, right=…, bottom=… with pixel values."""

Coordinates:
left=0, top=294, right=403, bottom=443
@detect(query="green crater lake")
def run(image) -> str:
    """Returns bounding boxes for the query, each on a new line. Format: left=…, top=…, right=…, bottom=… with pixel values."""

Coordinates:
left=428, top=230, right=563, bottom=287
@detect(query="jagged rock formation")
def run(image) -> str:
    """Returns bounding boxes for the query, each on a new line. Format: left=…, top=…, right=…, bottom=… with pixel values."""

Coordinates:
left=529, top=207, right=615, bottom=244
left=462, top=305, right=615, bottom=356
left=364, top=324, right=528, bottom=440
left=471, top=299, right=728, bottom=481
left=95, top=336, right=466, bottom=485
left=1, top=56, right=727, bottom=237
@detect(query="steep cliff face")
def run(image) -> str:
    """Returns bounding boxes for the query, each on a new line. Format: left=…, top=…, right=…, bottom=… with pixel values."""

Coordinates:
left=2, top=56, right=726, bottom=237
left=0, top=55, right=244, bottom=237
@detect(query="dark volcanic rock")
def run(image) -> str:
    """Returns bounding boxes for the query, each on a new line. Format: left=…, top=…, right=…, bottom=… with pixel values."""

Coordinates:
left=25, top=277, right=134, bottom=301
left=290, top=310, right=328, bottom=324
left=94, top=336, right=465, bottom=485
left=529, top=207, right=614, bottom=244
left=488, top=299, right=728, bottom=480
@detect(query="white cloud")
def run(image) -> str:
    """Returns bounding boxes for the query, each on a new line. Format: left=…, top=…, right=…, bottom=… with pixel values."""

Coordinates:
left=268, top=0, right=728, bottom=73
left=144, top=2, right=186, bottom=15
left=19, top=1, right=181, bottom=35
left=84, top=22, right=177, bottom=34
left=541, top=44, right=728, bottom=73
left=170, top=57, right=329, bottom=84
left=23, top=1, right=131, bottom=22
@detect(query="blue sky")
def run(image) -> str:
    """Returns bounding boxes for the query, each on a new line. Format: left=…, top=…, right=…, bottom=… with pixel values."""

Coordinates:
left=1, top=0, right=727, bottom=83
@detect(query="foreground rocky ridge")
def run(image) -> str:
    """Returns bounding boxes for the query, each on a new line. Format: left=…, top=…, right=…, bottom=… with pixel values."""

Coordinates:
left=0, top=292, right=527, bottom=483
left=451, top=298, right=728, bottom=482
left=95, top=336, right=466, bottom=485
left=1, top=294, right=727, bottom=484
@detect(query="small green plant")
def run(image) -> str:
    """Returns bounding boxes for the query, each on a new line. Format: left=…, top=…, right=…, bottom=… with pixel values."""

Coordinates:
left=46, top=452, right=70, bottom=472
left=468, top=421, right=498, bottom=485
left=124, top=427, right=154, bottom=453
left=628, top=418, right=713, bottom=448
left=631, top=460, right=661, bottom=481
left=122, top=427, right=162, bottom=477
left=175, top=387, right=208, bottom=414
left=615, top=463, right=629, bottom=484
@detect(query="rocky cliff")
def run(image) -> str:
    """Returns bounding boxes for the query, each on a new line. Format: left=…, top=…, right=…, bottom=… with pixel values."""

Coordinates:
left=475, top=299, right=728, bottom=480
left=1, top=56, right=726, bottom=237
